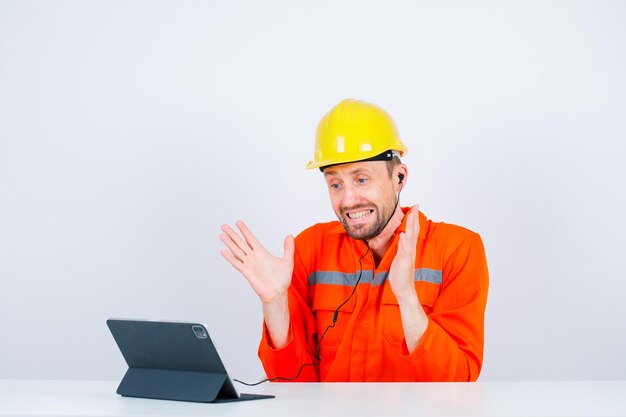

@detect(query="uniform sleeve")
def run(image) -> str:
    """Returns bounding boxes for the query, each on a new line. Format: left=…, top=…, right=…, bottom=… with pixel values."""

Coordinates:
left=258, top=242, right=320, bottom=382
left=400, top=232, right=489, bottom=381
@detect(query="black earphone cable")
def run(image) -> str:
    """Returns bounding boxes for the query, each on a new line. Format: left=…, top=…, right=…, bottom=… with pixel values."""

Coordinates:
left=315, top=243, right=371, bottom=352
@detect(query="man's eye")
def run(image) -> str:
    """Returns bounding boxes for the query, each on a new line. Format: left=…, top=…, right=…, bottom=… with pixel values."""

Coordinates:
left=356, top=178, right=368, bottom=184
left=330, top=183, right=342, bottom=189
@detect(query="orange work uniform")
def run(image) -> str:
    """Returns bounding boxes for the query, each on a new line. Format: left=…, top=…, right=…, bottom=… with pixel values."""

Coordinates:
left=259, top=207, right=489, bottom=382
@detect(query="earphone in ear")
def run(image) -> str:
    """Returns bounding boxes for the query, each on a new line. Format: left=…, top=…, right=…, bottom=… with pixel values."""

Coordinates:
left=398, top=173, right=405, bottom=184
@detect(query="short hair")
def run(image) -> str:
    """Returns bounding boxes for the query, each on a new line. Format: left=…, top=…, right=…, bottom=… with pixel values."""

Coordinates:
left=385, top=155, right=402, bottom=177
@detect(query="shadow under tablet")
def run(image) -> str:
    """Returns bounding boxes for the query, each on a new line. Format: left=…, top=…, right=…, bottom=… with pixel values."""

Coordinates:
left=107, top=318, right=274, bottom=403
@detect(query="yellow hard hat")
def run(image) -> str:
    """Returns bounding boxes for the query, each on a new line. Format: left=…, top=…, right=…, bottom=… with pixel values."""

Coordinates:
left=306, top=99, right=408, bottom=170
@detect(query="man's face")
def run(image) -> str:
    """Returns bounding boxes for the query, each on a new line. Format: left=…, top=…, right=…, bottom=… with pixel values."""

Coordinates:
left=323, top=161, right=398, bottom=240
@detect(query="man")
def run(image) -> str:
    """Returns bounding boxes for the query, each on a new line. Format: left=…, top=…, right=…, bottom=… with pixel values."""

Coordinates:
left=220, top=99, right=489, bottom=382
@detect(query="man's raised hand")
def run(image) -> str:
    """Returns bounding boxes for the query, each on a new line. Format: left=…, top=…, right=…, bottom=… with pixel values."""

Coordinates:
left=219, top=221, right=295, bottom=305
left=388, top=204, right=420, bottom=302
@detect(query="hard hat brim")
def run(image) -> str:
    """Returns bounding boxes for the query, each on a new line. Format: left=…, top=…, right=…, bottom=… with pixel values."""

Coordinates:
left=307, top=148, right=407, bottom=171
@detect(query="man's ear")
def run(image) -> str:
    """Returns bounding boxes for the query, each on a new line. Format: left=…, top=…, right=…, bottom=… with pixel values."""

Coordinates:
left=396, top=165, right=408, bottom=190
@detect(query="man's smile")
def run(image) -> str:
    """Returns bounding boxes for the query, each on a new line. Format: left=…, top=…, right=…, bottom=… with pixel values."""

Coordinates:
left=345, top=209, right=375, bottom=221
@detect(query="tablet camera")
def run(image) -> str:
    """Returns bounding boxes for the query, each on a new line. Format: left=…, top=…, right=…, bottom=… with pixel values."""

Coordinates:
left=192, top=325, right=208, bottom=339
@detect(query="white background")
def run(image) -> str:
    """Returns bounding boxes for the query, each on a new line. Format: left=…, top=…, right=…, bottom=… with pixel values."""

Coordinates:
left=1, top=0, right=625, bottom=382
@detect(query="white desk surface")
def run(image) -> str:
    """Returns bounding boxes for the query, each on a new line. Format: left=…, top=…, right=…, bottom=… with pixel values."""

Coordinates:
left=0, top=379, right=625, bottom=417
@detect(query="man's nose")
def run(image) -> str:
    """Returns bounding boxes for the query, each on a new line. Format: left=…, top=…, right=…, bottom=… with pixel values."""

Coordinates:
left=342, top=183, right=361, bottom=207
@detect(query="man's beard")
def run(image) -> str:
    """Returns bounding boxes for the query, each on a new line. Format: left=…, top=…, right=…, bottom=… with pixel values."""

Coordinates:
left=339, top=204, right=392, bottom=241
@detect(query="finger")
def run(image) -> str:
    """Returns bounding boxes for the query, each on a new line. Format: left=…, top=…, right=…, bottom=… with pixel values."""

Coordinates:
left=283, top=235, right=295, bottom=262
left=408, top=204, right=420, bottom=239
left=220, top=234, right=248, bottom=263
left=219, top=232, right=247, bottom=261
left=235, top=220, right=263, bottom=251
left=399, top=225, right=417, bottom=256
left=219, top=229, right=248, bottom=259
left=405, top=210, right=417, bottom=241
left=220, top=249, right=246, bottom=274
left=221, top=224, right=252, bottom=254
left=413, top=204, right=420, bottom=237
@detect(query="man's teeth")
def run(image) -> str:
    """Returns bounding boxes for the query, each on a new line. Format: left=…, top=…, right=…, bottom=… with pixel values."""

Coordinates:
left=348, top=210, right=372, bottom=219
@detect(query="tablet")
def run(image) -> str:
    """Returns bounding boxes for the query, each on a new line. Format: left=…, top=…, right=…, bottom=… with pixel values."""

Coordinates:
left=106, top=318, right=274, bottom=403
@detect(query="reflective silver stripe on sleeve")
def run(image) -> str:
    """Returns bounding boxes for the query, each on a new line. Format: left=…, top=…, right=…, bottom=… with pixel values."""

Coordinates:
left=308, top=268, right=442, bottom=287
left=413, top=268, right=442, bottom=284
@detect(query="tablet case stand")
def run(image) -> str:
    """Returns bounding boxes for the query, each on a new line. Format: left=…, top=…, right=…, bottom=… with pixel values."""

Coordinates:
left=118, top=367, right=241, bottom=403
